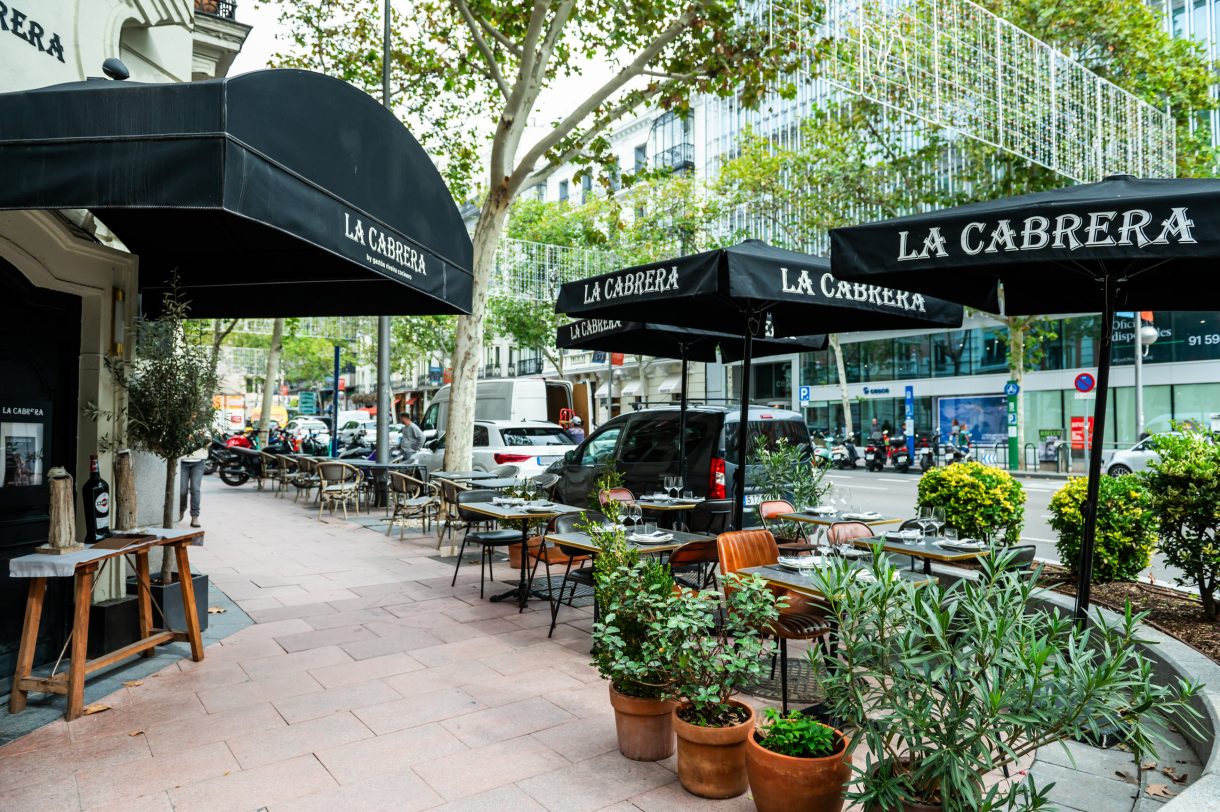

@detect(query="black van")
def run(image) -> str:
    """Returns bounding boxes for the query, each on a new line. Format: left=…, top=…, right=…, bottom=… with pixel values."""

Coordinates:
left=549, top=405, right=811, bottom=522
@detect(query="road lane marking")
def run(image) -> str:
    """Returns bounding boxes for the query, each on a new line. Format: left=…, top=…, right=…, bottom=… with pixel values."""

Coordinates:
left=878, top=478, right=911, bottom=484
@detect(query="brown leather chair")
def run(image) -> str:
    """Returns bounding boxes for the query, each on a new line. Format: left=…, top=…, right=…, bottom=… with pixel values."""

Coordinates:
left=826, top=520, right=873, bottom=546
left=758, top=499, right=815, bottom=554
left=598, top=487, right=636, bottom=507
left=669, top=539, right=719, bottom=590
left=716, top=529, right=832, bottom=713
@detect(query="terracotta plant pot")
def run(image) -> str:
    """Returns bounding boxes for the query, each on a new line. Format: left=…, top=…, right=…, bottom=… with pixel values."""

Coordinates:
left=863, top=759, right=942, bottom=812
left=608, top=684, right=674, bottom=761
left=672, top=700, right=755, bottom=799
left=745, top=725, right=851, bottom=812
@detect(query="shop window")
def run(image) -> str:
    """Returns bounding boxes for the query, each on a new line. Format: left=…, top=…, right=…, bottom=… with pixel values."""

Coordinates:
left=1170, top=312, right=1220, bottom=363
left=558, top=180, right=569, bottom=203
left=931, top=330, right=970, bottom=377
left=1172, top=383, right=1220, bottom=432
left=580, top=175, right=592, bottom=204
left=894, top=335, right=931, bottom=379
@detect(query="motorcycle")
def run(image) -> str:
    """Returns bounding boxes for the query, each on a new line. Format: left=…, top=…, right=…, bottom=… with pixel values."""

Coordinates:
left=204, top=437, right=231, bottom=475
left=830, top=435, right=858, bottom=470
left=299, top=433, right=330, bottom=456
left=864, top=432, right=886, bottom=472
left=888, top=433, right=911, bottom=473
left=917, top=435, right=938, bottom=472
left=217, top=429, right=296, bottom=486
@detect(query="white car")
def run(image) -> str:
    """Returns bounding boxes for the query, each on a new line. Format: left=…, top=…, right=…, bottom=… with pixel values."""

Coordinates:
left=1105, top=432, right=1208, bottom=475
left=412, top=420, right=576, bottom=478
left=338, top=419, right=401, bottom=449
left=283, top=418, right=331, bottom=447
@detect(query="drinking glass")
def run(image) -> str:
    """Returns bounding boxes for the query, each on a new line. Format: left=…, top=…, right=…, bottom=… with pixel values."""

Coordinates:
left=643, top=520, right=658, bottom=535
left=835, top=487, right=852, bottom=516
left=932, top=507, right=946, bottom=535
left=916, top=506, right=936, bottom=543
left=943, top=527, right=958, bottom=543
left=627, top=503, right=642, bottom=530
left=682, top=489, right=694, bottom=500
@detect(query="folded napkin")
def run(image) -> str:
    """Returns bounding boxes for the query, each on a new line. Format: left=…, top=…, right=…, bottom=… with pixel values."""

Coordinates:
left=843, top=511, right=882, bottom=520
left=805, top=505, right=836, bottom=515
left=629, top=532, right=674, bottom=543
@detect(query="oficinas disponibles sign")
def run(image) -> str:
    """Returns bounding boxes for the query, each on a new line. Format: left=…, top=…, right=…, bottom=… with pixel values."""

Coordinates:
left=0, top=3, right=66, bottom=63
left=896, top=207, right=1197, bottom=261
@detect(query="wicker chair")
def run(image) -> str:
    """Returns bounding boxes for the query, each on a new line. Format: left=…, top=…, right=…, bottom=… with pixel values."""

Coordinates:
left=316, top=461, right=362, bottom=519
left=386, top=472, right=439, bottom=538
left=449, top=489, right=520, bottom=599
left=273, top=454, right=299, bottom=498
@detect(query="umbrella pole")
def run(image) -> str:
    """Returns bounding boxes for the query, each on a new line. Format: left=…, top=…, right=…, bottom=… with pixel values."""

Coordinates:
left=1074, top=276, right=1118, bottom=623
left=733, top=317, right=755, bottom=530
left=679, top=347, right=688, bottom=492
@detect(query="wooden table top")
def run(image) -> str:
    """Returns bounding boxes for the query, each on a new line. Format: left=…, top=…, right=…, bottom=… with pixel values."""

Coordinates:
left=547, top=528, right=714, bottom=555
left=778, top=511, right=904, bottom=528
left=853, top=535, right=990, bottom=563
left=635, top=497, right=702, bottom=512
left=458, top=501, right=585, bottom=522
left=739, top=562, right=931, bottom=598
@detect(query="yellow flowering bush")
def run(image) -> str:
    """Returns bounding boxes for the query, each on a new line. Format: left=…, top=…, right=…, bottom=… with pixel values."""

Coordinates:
left=1049, top=475, right=1157, bottom=582
left=916, top=461, right=1025, bottom=542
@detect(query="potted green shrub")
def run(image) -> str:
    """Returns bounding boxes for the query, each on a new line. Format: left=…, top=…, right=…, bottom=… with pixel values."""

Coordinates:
left=1141, top=430, right=1220, bottom=619
left=916, top=460, right=1025, bottom=542
left=658, top=573, right=781, bottom=799
left=808, top=547, right=1202, bottom=811
left=745, top=708, right=851, bottom=812
left=1049, top=474, right=1158, bottom=582
left=752, top=438, right=830, bottom=542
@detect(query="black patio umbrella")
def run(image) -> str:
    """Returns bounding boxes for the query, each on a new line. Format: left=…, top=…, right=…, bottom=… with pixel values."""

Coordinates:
left=556, top=319, right=827, bottom=486
left=829, top=173, right=1217, bottom=619
left=556, top=240, right=964, bottom=527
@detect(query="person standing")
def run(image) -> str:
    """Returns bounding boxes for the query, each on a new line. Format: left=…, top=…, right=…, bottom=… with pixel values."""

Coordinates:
left=567, top=416, right=586, bottom=442
left=179, top=445, right=207, bottom=527
left=397, top=412, right=424, bottom=456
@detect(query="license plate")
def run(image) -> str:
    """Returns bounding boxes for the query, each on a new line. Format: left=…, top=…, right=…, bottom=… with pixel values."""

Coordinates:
left=865, top=452, right=874, bottom=460
left=536, top=456, right=559, bottom=466
left=743, top=493, right=764, bottom=507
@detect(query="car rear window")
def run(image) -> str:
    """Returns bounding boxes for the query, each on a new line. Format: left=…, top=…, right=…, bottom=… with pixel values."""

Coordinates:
left=501, top=427, right=574, bottom=447
left=619, top=414, right=716, bottom=466
left=722, top=418, right=811, bottom=457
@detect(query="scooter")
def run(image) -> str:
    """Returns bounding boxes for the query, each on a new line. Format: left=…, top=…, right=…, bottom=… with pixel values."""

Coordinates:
left=864, top=432, right=887, bottom=472
left=830, top=435, right=858, bottom=469
left=888, top=433, right=911, bottom=473
left=917, top=436, right=938, bottom=472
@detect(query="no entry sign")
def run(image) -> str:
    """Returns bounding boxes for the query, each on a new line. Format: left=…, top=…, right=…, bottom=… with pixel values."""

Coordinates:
left=1074, top=372, right=1096, bottom=393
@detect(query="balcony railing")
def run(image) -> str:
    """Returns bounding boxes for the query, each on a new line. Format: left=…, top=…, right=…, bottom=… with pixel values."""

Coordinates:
left=652, top=142, right=694, bottom=173
left=517, top=358, right=544, bottom=376
left=195, top=0, right=237, bottom=20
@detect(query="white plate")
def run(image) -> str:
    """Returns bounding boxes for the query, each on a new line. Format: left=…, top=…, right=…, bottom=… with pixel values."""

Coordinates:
left=886, top=529, right=922, bottom=541
left=778, top=556, right=825, bottom=570
left=630, top=533, right=674, bottom=544
left=805, top=506, right=836, bottom=515
left=524, top=505, right=555, bottom=513
left=937, top=540, right=985, bottom=551
left=843, top=512, right=882, bottom=520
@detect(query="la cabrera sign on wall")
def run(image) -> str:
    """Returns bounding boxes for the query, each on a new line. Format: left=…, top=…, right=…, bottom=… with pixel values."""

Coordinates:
left=0, top=3, right=67, bottom=63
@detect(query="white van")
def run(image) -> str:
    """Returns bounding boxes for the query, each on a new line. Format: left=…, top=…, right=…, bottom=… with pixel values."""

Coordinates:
left=420, top=379, right=573, bottom=439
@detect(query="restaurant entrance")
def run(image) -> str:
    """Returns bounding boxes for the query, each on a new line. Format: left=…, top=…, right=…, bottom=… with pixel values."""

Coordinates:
left=0, top=257, right=82, bottom=691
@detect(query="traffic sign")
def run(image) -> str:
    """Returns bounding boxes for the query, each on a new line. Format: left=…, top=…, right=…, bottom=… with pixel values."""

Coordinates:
left=798, top=385, right=812, bottom=403
left=1074, top=372, right=1095, bottom=393
left=1003, top=382, right=1020, bottom=397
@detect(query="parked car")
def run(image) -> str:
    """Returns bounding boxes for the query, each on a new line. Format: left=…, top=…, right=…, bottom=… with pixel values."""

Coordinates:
left=1105, top=431, right=1214, bottom=475
left=419, top=378, right=575, bottom=440
left=549, top=405, right=811, bottom=524
left=412, top=419, right=576, bottom=478
left=283, top=418, right=331, bottom=448
left=338, top=419, right=401, bottom=449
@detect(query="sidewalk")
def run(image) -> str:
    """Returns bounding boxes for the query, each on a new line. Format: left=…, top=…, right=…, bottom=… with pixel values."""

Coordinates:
left=0, top=477, right=1179, bottom=811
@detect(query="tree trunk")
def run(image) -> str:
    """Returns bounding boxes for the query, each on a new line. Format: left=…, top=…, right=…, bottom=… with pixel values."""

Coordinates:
left=114, top=449, right=137, bottom=531
left=829, top=334, right=853, bottom=440
left=257, top=317, right=284, bottom=447
left=47, top=468, right=76, bottom=549
left=1201, top=566, right=1216, bottom=620
left=446, top=199, right=510, bottom=471
left=161, top=456, right=176, bottom=583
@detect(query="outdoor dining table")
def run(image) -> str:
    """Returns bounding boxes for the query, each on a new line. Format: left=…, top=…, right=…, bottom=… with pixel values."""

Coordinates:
left=739, top=560, right=932, bottom=599
left=853, top=535, right=989, bottom=575
left=431, top=470, right=497, bottom=482
left=634, top=496, right=703, bottom=529
left=778, top=510, right=903, bottom=529
left=8, top=528, right=205, bottom=721
left=546, top=527, right=713, bottom=557
left=456, top=500, right=585, bottom=609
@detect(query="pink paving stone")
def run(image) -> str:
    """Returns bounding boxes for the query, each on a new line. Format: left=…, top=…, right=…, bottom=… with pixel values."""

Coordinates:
left=302, top=607, right=392, bottom=630
left=272, top=678, right=403, bottom=724
left=352, top=686, right=485, bottom=735
left=166, top=753, right=338, bottom=812
left=3, top=775, right=80, bottom=812
left=0, top=718, right=69, bottom=758
left=517, top=749, right=678, bottom=812
left=440, top=695, right=577, bottom=748
left=75, top=741, right=239, bottom=808
left=268, top=767, right=444, bottom=812
left=628, top=780, right=759, bottom=811
left=82, top=790, right=173, bottom=812
left=224, top=710, right=373, bottom=769
left=307, top=650, right=424, bottom=688
left=458, top=667, right=587, bottom=708
left=239, top=644, right=354, bottom=680
left=529, top=716, right=622, bottom=763
left=248, top=602, right=342, bottom=624
left=195, top=669, right=322, bottom=713
left=359, top=619, right=448, bottom=649
left=427, top=784, right=549, bottom=811
left=141, top=701, right=286, bottom=756
left=275, top=587, right=361, bottom=606
left=411, top=735, right=571, bottom=801
left=313, top=721, right=467, bottom=784
left=0, top=726, right=150, bottom=793
left=274, top=623, right=381, bottom=653
left=480, top=642, right=592, bottom=676
left=382, top=660, right=502, bottom=697
left=408, top=636, right=518, bottom=668
left=67, top=689, right=209, bottom=743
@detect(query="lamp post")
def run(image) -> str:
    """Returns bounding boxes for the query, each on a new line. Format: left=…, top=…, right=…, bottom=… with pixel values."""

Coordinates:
left=1133, top=318, right=1159, bottom=438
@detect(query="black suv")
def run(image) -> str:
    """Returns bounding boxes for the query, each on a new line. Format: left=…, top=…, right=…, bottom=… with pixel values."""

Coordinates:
left=549, top=405, right=811, bottom=522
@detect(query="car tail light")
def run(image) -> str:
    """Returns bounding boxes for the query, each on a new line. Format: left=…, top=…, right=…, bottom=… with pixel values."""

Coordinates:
left=494, top=453, right=532, bottom=464
left=709, top=456, right=726, bottom=499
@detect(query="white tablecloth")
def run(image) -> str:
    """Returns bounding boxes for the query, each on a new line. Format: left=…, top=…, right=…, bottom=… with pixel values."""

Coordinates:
left=9, top=528, right=203, bottom=579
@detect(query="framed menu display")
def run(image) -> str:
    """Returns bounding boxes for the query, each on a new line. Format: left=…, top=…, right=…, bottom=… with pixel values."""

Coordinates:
left=1, top=401, right=51, bottom=489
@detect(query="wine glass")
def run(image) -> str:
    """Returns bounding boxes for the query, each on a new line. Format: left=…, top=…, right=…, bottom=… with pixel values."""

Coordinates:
left=627, top=503, right=642, bottom=531
left=835, top=487, right=852, bottom=517
left=916, top=506, right=936, bottom=543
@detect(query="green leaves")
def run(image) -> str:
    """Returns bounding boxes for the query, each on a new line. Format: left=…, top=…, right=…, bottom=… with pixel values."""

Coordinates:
left=756, top=708, right=839, bottom=758
left=1049, top=474, right=1158, bottom=583
left=917, top=461, right=1026, bottom=543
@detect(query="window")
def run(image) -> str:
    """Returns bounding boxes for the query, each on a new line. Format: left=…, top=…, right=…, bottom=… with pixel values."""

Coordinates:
left=500, top=427, right=574, bottom=446
left=532, top=183, right=545, bottom=201
left=558, top=180, right=569, bottom=203
left=581, top=174, right=592, bottom=204
left=473, top=425, right=489, bottom=447
left=634, top=144, right=647, bottom=172
left=722, top=418, right=810, bottom=459
left=579, top=427, right=622, bottom=465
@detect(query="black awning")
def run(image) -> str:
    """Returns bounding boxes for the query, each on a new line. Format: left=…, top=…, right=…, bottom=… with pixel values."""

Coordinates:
left=557, top=320, right=826, bottom=362
left=0, top=70, right=472, bottom=318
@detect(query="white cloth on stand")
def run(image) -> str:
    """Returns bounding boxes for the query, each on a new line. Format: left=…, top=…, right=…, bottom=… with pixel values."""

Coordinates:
left=9, top=528, right=203, bottom=579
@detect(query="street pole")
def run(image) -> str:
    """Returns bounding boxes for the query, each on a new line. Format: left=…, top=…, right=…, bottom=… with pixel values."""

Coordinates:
left=331, top=345, right=340, bottom=456
left=375, top=0, right=392, bottom=464
left=1133, top=318, right=1145, bottom=439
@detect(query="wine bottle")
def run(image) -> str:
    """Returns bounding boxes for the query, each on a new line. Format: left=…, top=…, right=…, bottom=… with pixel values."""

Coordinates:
left=82, top=454, right=111, bottom=542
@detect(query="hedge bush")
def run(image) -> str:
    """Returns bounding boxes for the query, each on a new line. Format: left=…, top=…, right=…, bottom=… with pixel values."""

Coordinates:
left=1048, top=474, right=1157, bottom=582
left=916, top=461, right=1025, bottom=543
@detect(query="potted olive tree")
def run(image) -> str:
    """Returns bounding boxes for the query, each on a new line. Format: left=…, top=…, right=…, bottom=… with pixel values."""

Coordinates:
left=809, top=547, right=1202, bottom=811
left=102, top=278, right=217, bottom=629
left=745, top=708, right=852, bottom=812
left=753, top=438, right=830, bottom=542
left=659, top=573, right=780, bottom=799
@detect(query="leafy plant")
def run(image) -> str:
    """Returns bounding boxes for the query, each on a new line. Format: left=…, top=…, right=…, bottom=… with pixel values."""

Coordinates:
left=755, top=708, right=840, bottom=759
left=589, top=465, right=626, bottom=511
left=917, top=460, right=1025, bottom=543
left=752, top=437, right=829, bottom=537
left=592, top=557, right=675, bottom=700
left=1049, top=475, right=1158, bottom=582
left=810, top=547, right=1202, bottom=811
left=1141, top=431, right=1220, bottom=619
left=659, top=573, right=781, bottom=726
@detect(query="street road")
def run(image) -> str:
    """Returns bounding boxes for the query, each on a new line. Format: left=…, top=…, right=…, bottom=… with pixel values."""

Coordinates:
left=819, top=466, right=1182, bottom=585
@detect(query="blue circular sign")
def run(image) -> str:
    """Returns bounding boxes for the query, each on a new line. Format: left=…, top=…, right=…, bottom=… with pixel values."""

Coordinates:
left=1074, top=373, right=1096, bottom=393
left=1004, top=382, right=1020, bottom=397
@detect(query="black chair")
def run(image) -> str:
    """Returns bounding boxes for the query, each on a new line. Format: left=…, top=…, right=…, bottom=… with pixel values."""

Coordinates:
left=541, top=510, right=606, bottom=637
left=531, top=473, right=559, bottom=499
left=449, top=489, right=520, bottom=598
left=687, top=498, right=733, bottom=534
left=1008, top=544, right=1038, bottom=573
